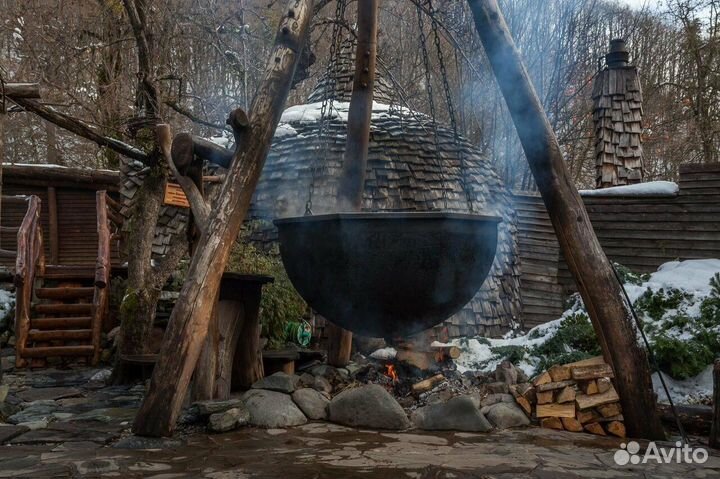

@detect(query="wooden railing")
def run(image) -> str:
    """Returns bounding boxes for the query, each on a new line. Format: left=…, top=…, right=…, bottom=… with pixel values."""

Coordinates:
left=90, top=191, right=115, bottom=364
left=13, top=195, right=45, bottom=367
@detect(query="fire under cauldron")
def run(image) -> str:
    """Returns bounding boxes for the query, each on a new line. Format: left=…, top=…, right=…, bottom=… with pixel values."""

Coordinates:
left=275, top=212, right=500, bottom=338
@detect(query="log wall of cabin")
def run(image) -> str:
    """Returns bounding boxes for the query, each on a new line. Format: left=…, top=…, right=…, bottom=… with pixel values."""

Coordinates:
left=516, top=163, right=720, bottom=330
left=1, top=182, right=121, bottom=268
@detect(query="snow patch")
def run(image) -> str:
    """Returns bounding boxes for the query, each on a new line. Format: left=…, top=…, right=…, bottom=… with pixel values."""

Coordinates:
left=449, top=259, right=720, bottom=404
left=579, top=181, right=678, bottom=197
left=653, top=365, right=714, bottom=405
left=641, top=259, right=720, bottom=298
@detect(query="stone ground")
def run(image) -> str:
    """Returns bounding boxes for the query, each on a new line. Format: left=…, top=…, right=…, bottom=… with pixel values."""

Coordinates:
left=1, top=366, right=719, bottom=478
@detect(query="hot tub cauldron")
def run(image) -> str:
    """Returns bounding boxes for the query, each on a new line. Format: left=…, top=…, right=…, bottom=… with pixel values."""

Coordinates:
left=274, top=212, right=500, bottom=338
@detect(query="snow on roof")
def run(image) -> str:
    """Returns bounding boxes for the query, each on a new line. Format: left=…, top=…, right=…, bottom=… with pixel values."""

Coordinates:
left=274, top=124, right=298, bottom=139
left=579, top=181, right=679, bottom=197
left=7, top=162, right=118, bottom=174
left=280, top=101, right=414, bottom=125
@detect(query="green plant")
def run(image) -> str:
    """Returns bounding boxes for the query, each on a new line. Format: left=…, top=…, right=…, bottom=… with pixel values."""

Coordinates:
left=614, top=262, right=650, bottom=286
left=530, top=312, right=600, bottom=374
left=490, top=345, right=528, bottom=363
left=634, top=287, right=692, bottom=321
left=226, top=223, right=306, bottom=350
left=651, top=333, right=714, bottom=379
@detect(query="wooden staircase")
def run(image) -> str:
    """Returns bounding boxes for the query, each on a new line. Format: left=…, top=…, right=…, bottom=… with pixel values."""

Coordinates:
left=13, top=191, right=119, bottom=367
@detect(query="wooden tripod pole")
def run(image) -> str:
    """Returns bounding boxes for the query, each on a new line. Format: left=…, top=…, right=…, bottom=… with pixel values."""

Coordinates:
left=466, top=0, right=664, bottom=440
left=327, top=0, right=379, bottom=367
left=132, top=0, right=314, bottom=437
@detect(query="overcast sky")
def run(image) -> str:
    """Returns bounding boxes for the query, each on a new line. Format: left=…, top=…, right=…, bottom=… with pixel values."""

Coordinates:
left=621, top=0, right=662, bottom=9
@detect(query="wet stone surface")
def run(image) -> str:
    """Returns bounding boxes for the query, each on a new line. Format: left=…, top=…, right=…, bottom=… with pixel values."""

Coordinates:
left=0, top=365, right=718, bottom=478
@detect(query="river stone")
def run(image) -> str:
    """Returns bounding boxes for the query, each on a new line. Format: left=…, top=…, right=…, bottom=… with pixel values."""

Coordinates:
left=309, top=365, right=342, bottom=383
left=484, top=402, right=530, bottom=429
left=251, top=372, right=300, bottom=394
left=208, top=406, right=250, bottom=433
left=412, top=395, right=493, bottom=432
left=0, top=385, right=8, bottom=403
left=194, top=398, right=244, bottom=417
left=311, top=376, right=332, bottom=394
left=494, top=360, right=519, bottom=385
left=242, top=389, right=307, bottom=428
left=328, top=384, right=410, bottom=430
left=298, top=373, right=315, bottom=388
left=291, top=388, right=329, bottom=420
left=480, top=393, right=515, bottom=408
left=485, top=382, right=510, bottom=394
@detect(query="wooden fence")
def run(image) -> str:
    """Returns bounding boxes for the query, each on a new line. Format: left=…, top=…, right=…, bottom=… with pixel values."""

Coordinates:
left=514, top=163, right=720, bottom=330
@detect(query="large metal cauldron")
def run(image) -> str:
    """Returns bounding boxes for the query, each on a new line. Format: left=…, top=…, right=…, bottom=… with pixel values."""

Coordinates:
left=274, top=212, right=500, bottom=338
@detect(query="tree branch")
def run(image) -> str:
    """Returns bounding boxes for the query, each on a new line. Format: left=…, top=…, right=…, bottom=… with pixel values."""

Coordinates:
left=165, top=100, right=228, bottom=131
left=156, top=125, right=210, bottom=231
left=9, top=97, right=148, bottom=162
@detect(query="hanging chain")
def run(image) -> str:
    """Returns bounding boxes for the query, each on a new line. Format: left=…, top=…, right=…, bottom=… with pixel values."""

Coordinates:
left=416, top=2, right=448, bottom=210
left=427, top=0, right=474, bottom=212
left=0, top=71, right=5, bottom=250
left=306, top=0, right=346, bottom=215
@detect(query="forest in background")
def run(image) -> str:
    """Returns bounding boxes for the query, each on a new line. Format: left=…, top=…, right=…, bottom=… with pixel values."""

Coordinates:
left=1, top=0, right=719, bottom=189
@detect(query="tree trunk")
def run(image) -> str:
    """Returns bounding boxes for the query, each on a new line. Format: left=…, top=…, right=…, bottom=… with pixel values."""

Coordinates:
left=132, top=0, right=314, bottom=437
left=466, top=0, right=665, bottom=440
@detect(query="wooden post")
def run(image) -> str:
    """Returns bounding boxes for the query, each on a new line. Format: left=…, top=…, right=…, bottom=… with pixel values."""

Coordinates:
left=326, top=321, right=353, bottom=368
left=711, top=359, right=720, bottom=449
left=466, top=0, right=664, bottom=440
left=132, top=0, right=313, bottom=437
left=327, top=0, right=379, bottom=368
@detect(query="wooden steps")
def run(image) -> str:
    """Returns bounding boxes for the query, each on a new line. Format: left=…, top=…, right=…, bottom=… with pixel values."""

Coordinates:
left=42, top=265, right=96, bottom=280
left=30, top=317, right=93, bottom=329
left=34, top=303, right=93, bottom=316
left=36, top=287, right=95, bottom=300
left=28, top=329, right=93, bottom=341
left=19, top=345, right=95, bottom=358
left=14, top=192, right=114, bottom=367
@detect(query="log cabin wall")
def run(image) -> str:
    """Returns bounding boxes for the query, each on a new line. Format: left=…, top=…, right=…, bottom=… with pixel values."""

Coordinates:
left=0, top=165, right=121, bottom=268
left=516, top=163, right=720, bottom=330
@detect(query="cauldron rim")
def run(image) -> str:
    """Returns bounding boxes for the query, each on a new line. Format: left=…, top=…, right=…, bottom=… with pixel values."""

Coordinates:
left=274, top=211, right=502, bottom=225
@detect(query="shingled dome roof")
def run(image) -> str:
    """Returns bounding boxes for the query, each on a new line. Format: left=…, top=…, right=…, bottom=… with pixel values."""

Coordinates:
left=250, top=40, right=521, bottom=338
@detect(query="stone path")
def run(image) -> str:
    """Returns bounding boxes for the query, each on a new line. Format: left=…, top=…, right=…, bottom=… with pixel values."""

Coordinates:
left=1, top=366, right=718, bottom=478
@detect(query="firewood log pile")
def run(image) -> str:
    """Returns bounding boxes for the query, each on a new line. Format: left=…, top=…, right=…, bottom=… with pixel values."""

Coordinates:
left=510, top=356, right=626, bottom=437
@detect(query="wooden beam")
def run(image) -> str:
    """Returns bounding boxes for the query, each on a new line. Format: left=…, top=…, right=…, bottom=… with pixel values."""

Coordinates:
left=2, top=83, right=41, bottom=99
left=2, top=164, right=119, bottom=188
left=327, top=0, right=380, bottom=368
left=336, top=0, right=379, bottom=210
left=466, top=0, right=664, bottom=440
left=132, top=0, right=314, bottom=437
left=8, top=97, right=148, bottom=163
left=160, top=127, right=210, bottom=231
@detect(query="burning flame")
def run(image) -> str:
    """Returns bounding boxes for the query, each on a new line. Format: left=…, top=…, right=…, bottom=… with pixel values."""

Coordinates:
left=385, top=364, right=398, bottom=383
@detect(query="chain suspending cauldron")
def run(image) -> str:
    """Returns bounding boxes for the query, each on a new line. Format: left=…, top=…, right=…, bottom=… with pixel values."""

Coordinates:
left=274, top=212, right=500, bottom=338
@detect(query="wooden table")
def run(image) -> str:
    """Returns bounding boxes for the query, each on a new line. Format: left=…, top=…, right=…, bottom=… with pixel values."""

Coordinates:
left=193, top=273, right=273, bottom=400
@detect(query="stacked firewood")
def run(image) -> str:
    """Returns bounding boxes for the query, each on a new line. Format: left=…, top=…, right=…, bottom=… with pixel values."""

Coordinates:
left=510, top=357, right=626, bottom=437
